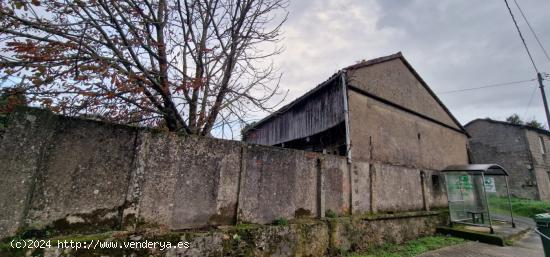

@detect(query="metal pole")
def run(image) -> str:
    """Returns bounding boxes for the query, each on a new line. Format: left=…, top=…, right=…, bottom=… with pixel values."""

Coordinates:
left=481, top=173, right=494, bottom=234
left=537, top=72, right=550, bottom=128
left=505, top=176, right=516, bottom=228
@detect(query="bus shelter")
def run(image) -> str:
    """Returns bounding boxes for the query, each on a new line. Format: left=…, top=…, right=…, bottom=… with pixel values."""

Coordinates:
left=441, top=164, right=515, bottom=233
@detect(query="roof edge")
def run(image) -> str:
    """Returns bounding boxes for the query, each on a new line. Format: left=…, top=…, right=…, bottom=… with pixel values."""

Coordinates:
left=398, top=55, right=468, bottom=136
left=345, top=52, right=404, bottom=70
left=243, top=52, right=469, bottom=137
left=347, top=52, right=468, bottom=136
left=464, top=118, right=550, bottom=136
left=442, top=164, right=508, bottom=176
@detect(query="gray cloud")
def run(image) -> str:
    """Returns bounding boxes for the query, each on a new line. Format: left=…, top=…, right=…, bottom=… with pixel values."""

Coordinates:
left=270, top=0, right=550, bottom=126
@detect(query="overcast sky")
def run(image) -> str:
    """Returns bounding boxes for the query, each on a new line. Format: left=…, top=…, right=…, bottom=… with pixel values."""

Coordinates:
left=268, top=0, right=550, bottom=127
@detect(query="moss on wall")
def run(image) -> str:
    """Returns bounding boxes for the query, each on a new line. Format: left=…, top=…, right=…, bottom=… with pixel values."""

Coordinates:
left=0, top=210, right=448, bottom=257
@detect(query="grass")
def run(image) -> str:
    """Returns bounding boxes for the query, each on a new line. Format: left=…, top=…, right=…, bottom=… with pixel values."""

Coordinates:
left=273, top=217, right=288, bottom=226
left=347, top=235, right=465, bottom=257
left=488, top=196, right=550, bottom=218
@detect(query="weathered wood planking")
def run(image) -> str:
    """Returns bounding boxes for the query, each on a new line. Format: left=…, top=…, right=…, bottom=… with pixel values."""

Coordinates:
left=245, top=81, right=345, bottom=145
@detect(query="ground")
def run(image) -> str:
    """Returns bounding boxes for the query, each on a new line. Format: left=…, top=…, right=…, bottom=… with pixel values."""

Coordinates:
left=420, top=208, right=544, bottom=257
left=353, top=200, right=547, bottom=257
left=418, top=231, right=543, bottom=257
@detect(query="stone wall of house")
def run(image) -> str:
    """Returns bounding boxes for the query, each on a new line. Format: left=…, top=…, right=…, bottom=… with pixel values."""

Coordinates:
left=0, top=107, right=450, bottom=239
left=465, top=120, right=541, bottom=200
left=524, top=130, right=550, bottom=200
left=347, top=58, right=461, bottom=130
left=347, top=90, right=469, bottom=171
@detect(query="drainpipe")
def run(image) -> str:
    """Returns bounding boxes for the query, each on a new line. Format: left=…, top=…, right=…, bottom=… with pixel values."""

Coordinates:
left=341, top=72, right=352, bottom=163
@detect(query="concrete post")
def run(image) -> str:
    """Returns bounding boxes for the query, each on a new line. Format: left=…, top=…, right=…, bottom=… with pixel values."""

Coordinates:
left=420, top=170, right=430, bottom=211
left=316, top=158, right=325, bottom=218
left=235, top=145, right=248, bottom=224
left=369, top=164, right=377, bottom=213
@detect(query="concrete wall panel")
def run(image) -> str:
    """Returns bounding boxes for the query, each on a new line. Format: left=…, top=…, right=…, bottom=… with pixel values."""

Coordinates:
left=323, top=155, right=350, bottom=215
left=135, top=133, right=241, bottom=229
left=351, top=161, right=371, bottom=214
left=424, top=170, right=448, bottom=209
left=374, top=163, right=424, bottom=212
left=25, top=117, right=137, bottom=231
left=0, top=108, right=57, bottom=238
left=238, top=145, right=318, bottom=224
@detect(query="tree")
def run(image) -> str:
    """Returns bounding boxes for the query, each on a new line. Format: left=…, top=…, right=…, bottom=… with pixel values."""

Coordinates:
left=506, top=114, right=523, bottom=125
left=0, top=86, right=27, bottom=129
left=0, top=0, right=288, bottom=135
left=504, top=114, right=545, bottom=129
left=0, top=87, right=27, bottom=114
left=525, top=120, right=545, bottom=129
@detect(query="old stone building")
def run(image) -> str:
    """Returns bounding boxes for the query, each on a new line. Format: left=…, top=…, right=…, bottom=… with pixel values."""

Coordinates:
left=465, top=118, right=550, bottom=201
left=243, top=52, right=469, bottom=171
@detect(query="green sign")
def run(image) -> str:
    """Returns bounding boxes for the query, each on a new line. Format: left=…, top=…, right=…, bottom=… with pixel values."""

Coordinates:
left=448, top=175, right=473, bottom=191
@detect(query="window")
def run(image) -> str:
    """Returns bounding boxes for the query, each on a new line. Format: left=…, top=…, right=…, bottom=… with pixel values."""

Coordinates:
left=539, top=136, right=546, bottom=154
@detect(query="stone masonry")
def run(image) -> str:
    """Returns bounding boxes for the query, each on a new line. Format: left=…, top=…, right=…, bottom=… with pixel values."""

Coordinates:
left=466, top=118, right=550, bottom=200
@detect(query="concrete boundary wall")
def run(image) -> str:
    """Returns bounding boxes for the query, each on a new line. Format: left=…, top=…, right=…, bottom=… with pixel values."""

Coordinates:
left=4, top=211, right=448, bottom=257
left=0, top=108, right=448, bottom=239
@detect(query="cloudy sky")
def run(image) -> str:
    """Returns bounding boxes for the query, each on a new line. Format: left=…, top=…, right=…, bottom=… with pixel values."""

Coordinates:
left=268, top=0, right=550, bottom=127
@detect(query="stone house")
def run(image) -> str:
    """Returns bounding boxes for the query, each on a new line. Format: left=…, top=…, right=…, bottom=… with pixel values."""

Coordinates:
left=465, top=118, right=550, bottom=201
left=243, top=52, right=469, bottom=172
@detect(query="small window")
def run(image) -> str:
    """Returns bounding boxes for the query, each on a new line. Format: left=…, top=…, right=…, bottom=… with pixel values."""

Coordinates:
left=539, top=136, right=546, bottom=154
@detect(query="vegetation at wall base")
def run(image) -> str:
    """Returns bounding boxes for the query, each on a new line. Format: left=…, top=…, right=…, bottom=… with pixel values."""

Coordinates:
left=489, top=196, right=550, bottom=218
left=273, top=217, right=289, bottom=226
left=325, top=209, right=338, bottom=218
left=347, top=235, right=465, bottom=257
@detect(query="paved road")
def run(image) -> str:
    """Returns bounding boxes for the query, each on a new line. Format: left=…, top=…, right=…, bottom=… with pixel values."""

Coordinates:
left=492, top=213, right=536, bottom=228
left=419, top=231, right=544, bottom=257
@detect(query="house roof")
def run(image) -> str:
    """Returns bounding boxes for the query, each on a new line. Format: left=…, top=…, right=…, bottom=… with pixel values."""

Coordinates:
left=465, top=118, right=550, bottom=136
left=242, top=70, right=343, bottom=135
left=243, top=52, right=467, bottom=135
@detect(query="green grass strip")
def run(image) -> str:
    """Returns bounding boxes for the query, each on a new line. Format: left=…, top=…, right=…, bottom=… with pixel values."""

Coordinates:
left=488, top=196, right=550, bottom=218
left=347, top=235, right=465, bottom=257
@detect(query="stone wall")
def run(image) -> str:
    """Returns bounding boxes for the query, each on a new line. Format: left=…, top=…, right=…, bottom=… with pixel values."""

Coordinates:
left=6, top=211, right=448, bottom=257
left=0, top=107, right=449, bottom=239
left=524, top=130, right=550, bottom=200
left=466, top=120, right=543, bottom=200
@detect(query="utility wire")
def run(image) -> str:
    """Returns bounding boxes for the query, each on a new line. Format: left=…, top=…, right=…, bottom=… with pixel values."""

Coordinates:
left=523, top=84, right=538, bottom=119
left=512, top=0, right=550, bottom=63
left=438, top=78, right=536, bottom=94
left=503, top=0, right=539, bottom=73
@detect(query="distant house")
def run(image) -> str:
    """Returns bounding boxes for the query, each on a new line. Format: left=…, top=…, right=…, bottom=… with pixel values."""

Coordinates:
left=243, top=52, right=469, bottom=171
left=465, top=119, right=550, bottom=200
